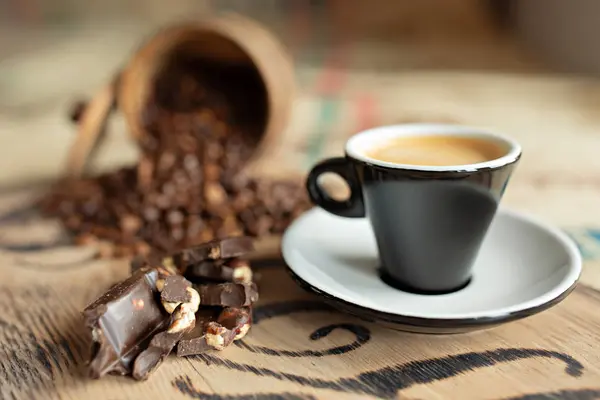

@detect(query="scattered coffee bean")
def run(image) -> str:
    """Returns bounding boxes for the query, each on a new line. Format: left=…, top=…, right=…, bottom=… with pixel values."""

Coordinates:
left=43, top=57, right=310, bottom=257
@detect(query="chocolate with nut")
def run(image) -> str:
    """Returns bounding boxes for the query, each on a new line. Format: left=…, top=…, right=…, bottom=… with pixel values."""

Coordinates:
left=132, top=305, right=195, bottom=381
left=174, top=308, right=220, bottom=357
left=184, top=258, right=253, bottom=283
left=132, top=330, right=185, bottom=380
left=218, top=306, right=252, bottom=339
left=171, top=236, right=254, bottom=272
left=196, top=282, right=258, bottom=307
left=83, top=267, right=169, bottom=379
left=177, top=322, right=232, bottom=356
left=132, top=273, right=201, bottom=380
left=177, top=307, right=251, bottom=357
left=82, top=234, right=259, bottom=381
left=161, top=275, right=192, bottom=303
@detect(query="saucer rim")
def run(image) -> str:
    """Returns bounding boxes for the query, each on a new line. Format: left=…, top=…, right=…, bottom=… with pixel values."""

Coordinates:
left=282, top=207, right=582, bottom=320
left=285, top=266, right=578, bottom=333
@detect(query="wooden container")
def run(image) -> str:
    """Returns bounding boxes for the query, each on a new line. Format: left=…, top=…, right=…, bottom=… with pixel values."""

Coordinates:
left=64, top=13, right=295, bottom=178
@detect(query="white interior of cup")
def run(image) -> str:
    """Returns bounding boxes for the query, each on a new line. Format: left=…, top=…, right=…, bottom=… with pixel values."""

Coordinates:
left=345, top=123, right=522, bottom=172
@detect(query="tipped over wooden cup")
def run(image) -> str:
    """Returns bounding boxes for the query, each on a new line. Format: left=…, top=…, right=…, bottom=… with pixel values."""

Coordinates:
left=65, top=13, right=295, bottom=179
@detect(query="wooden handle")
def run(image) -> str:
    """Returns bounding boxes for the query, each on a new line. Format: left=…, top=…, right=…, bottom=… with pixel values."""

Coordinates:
left=63, top=78, right=118, bottom=178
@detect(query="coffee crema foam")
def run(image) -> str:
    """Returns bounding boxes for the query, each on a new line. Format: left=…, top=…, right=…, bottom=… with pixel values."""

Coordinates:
left=364, top=135, right=507, bottom=166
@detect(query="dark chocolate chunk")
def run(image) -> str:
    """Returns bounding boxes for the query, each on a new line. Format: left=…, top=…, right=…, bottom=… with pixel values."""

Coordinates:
left=195, top=282, right=258, bottom=307
left=83, top=268, right=169, bottom=379
left=184, top=257, right=252, bottom=283
left=161, top=275, right=191, bottom=303
left=184, top=260, right=226, bottom=282
left=224, top=258, right=253, bottom=283
left=176, top=306, right=251, bottom=357
left=177, top=322, right=235, bottom=356
left=183, top=308, right=221, bottom=338
left=172, top=236, right=254, bottom=269
left=177, top=334, right=213, bottom=356
left=132, top=314, right=194, bottom=380
left=175, top=308, right=221, bottom=357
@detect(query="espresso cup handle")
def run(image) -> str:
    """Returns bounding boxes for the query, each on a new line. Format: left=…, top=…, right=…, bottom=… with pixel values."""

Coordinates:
left=306, top=157, right=365, bottom=218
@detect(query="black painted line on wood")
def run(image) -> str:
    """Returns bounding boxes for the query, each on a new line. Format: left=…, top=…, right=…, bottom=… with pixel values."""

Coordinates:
left=236, top=323, right=370, bottom=357
left=173, top=375, right=317, bottom=400
left=186, top=348, right=583, bottom=399
left=234, top=300, right=371, bottom=358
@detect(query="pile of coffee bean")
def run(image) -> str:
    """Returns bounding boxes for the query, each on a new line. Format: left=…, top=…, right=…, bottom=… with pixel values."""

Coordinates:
left=39, top=55, right=310, bottom=258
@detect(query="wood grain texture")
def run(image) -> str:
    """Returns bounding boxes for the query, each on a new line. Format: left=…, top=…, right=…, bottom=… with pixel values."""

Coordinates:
left=0, top=187, right=599, bottom=399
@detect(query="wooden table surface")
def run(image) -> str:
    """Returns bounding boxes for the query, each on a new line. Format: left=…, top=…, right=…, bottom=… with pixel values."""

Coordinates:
left=0, top=182, right=599, bottom=400
left=2, top=15, right=600, bottom=400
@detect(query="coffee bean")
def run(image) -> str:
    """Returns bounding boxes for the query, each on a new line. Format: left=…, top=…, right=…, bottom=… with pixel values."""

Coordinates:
left=120, top=214, right=142, bottom=235
left=41, top=56, right=312, bottom=257
left=167, top=210, right=184, bottom=226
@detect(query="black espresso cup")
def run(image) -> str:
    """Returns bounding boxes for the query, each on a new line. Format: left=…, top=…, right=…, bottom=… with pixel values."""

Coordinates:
left=306, top=124, right=522, bottom=294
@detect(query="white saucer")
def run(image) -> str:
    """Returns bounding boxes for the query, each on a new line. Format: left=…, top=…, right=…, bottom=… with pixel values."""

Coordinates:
left=282, top=207, right=582, bottom=333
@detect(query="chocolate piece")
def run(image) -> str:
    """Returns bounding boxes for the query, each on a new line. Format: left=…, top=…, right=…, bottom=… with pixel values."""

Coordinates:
left=196, top=282, right=258, bottom=307
left=182, top=308, right=221, bottom=339
left=131, top=331, right=182, bottom=380
left=83, top=268, right=169, bottom=379
left=177, top=322, right=234, bottom=356
left=184, top=258, right=252, bottom=283
left=175, top=308, right=221, bottom=357
left=177, top=333, right=213, bottom=356
left=176, top=307, right=250, bottom=357
left=225, top=258, right=253, bottom=283
left=161, top=275, right=191, bottom=303
left=132, top=283, right=205, bottom=379
left=218, top=307, right=252, bottom=340
left=132, top=310, right=194, bottom=381
left=218, top=307, right=251, bottom=329
left=167, top=287, right=201, bottom=332
left=184, top=260, right=226, bottom=282
left=171, top=236, right=254, bottom=270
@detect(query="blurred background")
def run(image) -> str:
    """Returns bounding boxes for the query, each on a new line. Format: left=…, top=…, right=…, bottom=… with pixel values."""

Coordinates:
left=1, top=0, right=600, bottom=226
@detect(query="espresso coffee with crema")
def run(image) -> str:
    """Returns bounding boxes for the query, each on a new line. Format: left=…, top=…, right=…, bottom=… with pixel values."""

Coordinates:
left=365, top=135, right=507, bottom=166
left=307, top=124, right=521, bottom=293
